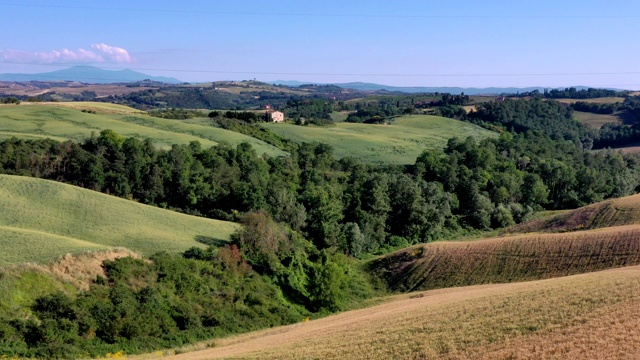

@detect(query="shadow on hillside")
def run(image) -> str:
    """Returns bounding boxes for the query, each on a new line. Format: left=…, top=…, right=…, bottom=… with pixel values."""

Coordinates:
left=619, top=111, right=638, bottom=126
left=195, top=235, right=228, bottom=247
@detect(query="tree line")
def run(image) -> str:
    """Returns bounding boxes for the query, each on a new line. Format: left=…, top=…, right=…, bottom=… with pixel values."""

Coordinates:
left=1, top=127, right=638, bottom=252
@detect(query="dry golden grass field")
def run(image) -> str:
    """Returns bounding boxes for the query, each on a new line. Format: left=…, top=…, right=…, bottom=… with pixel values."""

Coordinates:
left=141, top=265, right=640, bottom=360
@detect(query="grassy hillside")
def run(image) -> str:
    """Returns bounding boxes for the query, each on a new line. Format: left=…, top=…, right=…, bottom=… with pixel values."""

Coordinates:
left=509, top=193, right=640, bottom=234
left=151, top=265, right=640, bottom=359
left=0, top=103, right=285, bottom=155
left=0, top=175, right=238, bottom=265
left=263, top=115, right=497, bottom=164
left=369, top=225, right=640, bottom=292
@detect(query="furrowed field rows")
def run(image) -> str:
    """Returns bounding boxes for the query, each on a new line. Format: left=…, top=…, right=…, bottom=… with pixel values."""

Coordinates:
left=371, top=225, right=640, bottom=292
left=509, top=192, right=640, bottom=234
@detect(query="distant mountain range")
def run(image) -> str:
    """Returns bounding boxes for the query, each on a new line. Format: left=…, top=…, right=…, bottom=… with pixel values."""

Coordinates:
left=271, top=80, right=625, bottom=95
left=0, top=67, right=628, bottom=94
left=0, top=66, right=181, bottom=84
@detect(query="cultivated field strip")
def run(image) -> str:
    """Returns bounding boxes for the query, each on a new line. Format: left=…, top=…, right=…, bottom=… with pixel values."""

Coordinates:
left=510, top=193, right=640, bottom=234
left=372, top=225, right=640, bottom=291
left=151, top=266, right=640, bottom=360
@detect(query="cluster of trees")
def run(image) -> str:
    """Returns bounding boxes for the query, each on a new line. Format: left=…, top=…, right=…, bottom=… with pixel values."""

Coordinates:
left=216, top=110, right=263, bottom=123
left=515, top=87, right=625, bottom=99
left=461, top=96, right=640, bottom=150
left=0, top=97, right=20, bottom=104
left=468, top=98, right=589, bottom=145
left=280, top=99, right=335, bottom=125
left=570, top=101, right=620, bottom=114
left=99, top=87, right=291, bottom=110
left=345, top=108, right=395, bottom=124
left=544, top=87, right=623, bottom=99
left=97, top=84, right=362, bottom=111
left=148, top=108, right=204, bottom=119
left=0, top=244, right=372, bottom=358
left=422, top=93, right=470, bottom=107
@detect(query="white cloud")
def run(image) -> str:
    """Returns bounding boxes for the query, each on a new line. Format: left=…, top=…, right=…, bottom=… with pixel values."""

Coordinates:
left=91, top=43, right=132, bottom=63
left=0, top=44, right=132, bottom=64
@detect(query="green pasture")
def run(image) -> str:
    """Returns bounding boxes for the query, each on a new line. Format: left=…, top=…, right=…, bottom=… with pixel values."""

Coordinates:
left=0, top=175, right=238, bottom=266
left=263, top=114, right=497, bottom=164
left=0, top=104, right=285, bottom=155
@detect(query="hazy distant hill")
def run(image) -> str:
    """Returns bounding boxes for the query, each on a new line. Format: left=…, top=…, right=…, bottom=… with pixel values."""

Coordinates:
left=271, top=80, right=622, bottom=95
left=0, top=66, right=181, bottom=84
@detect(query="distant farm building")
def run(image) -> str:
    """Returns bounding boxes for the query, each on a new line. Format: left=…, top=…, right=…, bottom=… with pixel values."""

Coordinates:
left=268, top=110, right=285, bottom=122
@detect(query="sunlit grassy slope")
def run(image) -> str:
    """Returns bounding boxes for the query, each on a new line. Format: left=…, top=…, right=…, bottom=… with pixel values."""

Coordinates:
left=0, top=175, right=238, bottom=265
left=263, top=114, right=497, bottom=164
left=0, top=103, right=285, bottom=155
left=152, top=266, right=640, bottom=360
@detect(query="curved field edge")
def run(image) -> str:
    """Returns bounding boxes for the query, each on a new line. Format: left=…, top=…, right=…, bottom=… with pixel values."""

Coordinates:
left=263, top=114, right=497, bottom=164
left=508, top=193, right=640, bottom=234
left=0, top=174, right=238, bottom=264
left=144, top=266, right=640, bottom=360
left=0, top=225, right=109, bottom=266
left=369, top=225, right=640, bottom=292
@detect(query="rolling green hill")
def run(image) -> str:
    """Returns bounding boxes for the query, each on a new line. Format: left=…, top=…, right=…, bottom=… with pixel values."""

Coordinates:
left=263, top=114, right=497, bottom=164
left=0, top=103, right=286, bottom=156
left=0, top=175, right=238, bottom=265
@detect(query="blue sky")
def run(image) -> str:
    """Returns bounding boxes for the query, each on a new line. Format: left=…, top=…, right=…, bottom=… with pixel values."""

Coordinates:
left=1, top=0, right=639, bottom=88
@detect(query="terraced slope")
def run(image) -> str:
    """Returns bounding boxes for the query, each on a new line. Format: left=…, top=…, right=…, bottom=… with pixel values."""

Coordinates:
left=0, top=175, right=238, bottom=265
left=370, top=225, right=640, bottom=292
left=263, top=114, right=497, bottom=164
left=0, top=103, right=285, bottom=155
left=151, top=266, right=640, bottom=360
left=509, top=193, right=640, bottom=234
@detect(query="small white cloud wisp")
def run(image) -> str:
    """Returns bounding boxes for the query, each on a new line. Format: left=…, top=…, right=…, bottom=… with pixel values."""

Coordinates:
left=0, top=43, right=132, bottom=64
left=90, top=43, right=132, bottom=63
